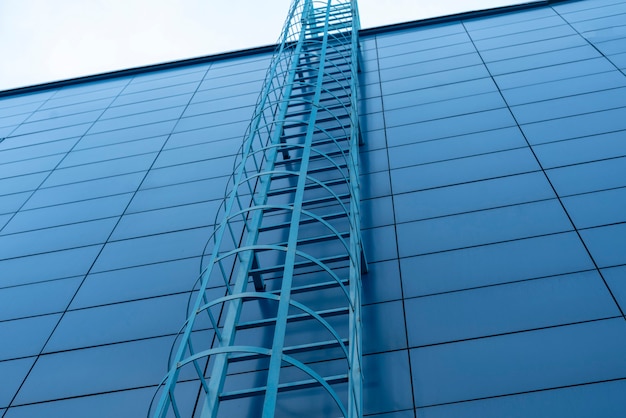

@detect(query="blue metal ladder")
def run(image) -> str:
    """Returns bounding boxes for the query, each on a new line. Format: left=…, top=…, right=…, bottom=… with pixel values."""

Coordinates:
left=150, top=1, right=364, bottom=416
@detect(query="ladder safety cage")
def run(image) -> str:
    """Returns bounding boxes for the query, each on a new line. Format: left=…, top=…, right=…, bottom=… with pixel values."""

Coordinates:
left=149, top=0, right=365, bottom=416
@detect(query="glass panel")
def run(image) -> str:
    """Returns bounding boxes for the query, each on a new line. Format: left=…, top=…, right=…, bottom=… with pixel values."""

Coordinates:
left=128, top=176, right=228, bottom=212
left=198, top=71, right=264, bottom=91
left=522, top=106, right=626, bottom=145
left=405, top=270, right=619, bottom=347
left=379, top=53, right=482, bottom=83
left=487, top=45, right=601, bottom=76
left=580, top=223, right=626, bottom=268
left=27, top=172, right=145, bottom=209
left=0, top=314, right=61, bottom=361
left=153, top=143, right=240, bottom=170
left=362, top=225, right=398, bottom=263
left=100, top=93, right=193, bottom=120
left=43, top=153, right=156, bottom=187
left=560, top=2, right=626, bottom=22
left=361, top=196, right=395, bottom=229
left=0, top=277, right=82, bottom=320
left=0, top=218, right=117, bottom=260
left=603, top=265, right=626, bottom=313
left=494, top=57, right=615, bottom=90
left=397, top=199, right=572, bottom=257
left=386, top=108, right=516, bottom=147
left=4, top=382, right=200, bottom=418
left=111, top=82, right=198, bottom=107
left=0, top=113, right=29, bottom=129
left=501, top=70, right=626, bottom=106
left=176, top=107, right=254, bottom=132
left=376, top=22, right=463, bottom=48
left=70, top=257, right=201, bottom=309
left=360, top=170, right=391, bottom=200
left=1, top=172, right=44, bottom=197
left=1, top=123, right=92, bottom=150
left=480, top=35, right=587, bottom=62
left=381, top=64, right=489, bottom=96
left=59, top=136, right=166, bottom=168
left=87, top=106, right=186, bottom=135
left=388, top=127, right=526, bottom=169
left=410, top=318, right=626, bottom=407
left=393, top=172, right=555, bottom=223
left=362, top=351, right=414, bottom=415
left=28, top=98, right=113, bottom=122
left=390, top=147, right=539, bottom=194
left=473, top=25, right=576, bottom=51
left=472, top=8, right=547, bottom=33
left=123, top=70, right=205, bottom=94
left=382, top=78, right=496, bottom=112
left=13, top=336, right=183, bottom=404
left=75, top=120, right=177, bottom=150
left=2, top=194, right=132, bottom=235
left=547, top=156, right=626, bottom=196
left=362, top=260, right=402, bottom=306
left=11, top=111, right=103, bottom=137
left=91, top=227, right=211, bottom=272
left=400, top=232, right=594, bottom=297
left=534, top=130, right=626, bottom=168
left=417, top=379, right=626, bottom=418
left=0, top=192, right=31, bottom=215
left=186, top=91, right=258, bottom=113
left=110, top=200, right=218, bottom=240
left=0, top=247, right=98, bottom=288
left=572, top=13, right=626, bottom=33
left=611, top=51, right=626, bottom=69
left=188, top=80, right=263, bottom=101
left=0, top=357, right=36, bottom=407
left=0, top=137, right=78, bottom=163
left=595, top=37, right=626, bottom=55
left=511, top=87, right=626, bottom=124
left=140, top=158, right=233, bottom=190
left=40, top=87, right=121, bottom=110
left=384, top=92, right=505, bottom=128
left=44, top=294, right=197, bottom=352
left=165, top=123, right=248, bottom=149
left=0, top=154, right=63, bottom=179
left=377, top=32, right=469, bottom=59
left=563, top=187, right=626, bottom=229
left=363, top=300, right=407, bottom=354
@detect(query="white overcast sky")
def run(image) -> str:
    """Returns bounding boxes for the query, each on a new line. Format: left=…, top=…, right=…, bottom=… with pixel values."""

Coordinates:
left=0, top=0, right=527, bottom=91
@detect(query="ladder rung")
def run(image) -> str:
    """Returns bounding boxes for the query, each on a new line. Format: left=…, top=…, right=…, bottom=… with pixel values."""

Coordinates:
left=220, top=374, right=349, bottom=401
left=267, top=193, right=351, bottom=211
left=278, top=125, right=352, bottom=142
left=246, top=254, right=350, bottom=276
left=270, top=162, right=348, bottom=181
left=267, top=177, right=347, bottom=197
left=253, top=231, right=349, bottom=253
left=271, top=278, right=349, bottom=295
left=236, top=306, right=349, bottom=330
left=259, top=212, right=347, bottom=232
left=228, top=339, right=349, bottom=363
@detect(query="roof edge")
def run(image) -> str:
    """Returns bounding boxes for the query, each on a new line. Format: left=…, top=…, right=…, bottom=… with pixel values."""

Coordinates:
left=0, top=43, right=277, bottom=99
left=0, top=0, right=583, bottom=98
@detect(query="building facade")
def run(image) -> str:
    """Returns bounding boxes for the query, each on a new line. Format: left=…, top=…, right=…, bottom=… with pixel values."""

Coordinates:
left=1, top=0, right=626, bottom=416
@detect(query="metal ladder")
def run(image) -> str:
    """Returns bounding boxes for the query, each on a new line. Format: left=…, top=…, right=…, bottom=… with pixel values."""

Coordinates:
left=150, top=1, right=364, bottom=416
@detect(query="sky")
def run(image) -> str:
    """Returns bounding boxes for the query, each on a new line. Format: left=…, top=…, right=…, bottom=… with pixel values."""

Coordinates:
left=0, top=0, right=528, bottom=91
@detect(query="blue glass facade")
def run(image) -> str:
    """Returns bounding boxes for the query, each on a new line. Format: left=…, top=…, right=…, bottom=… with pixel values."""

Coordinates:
left=1, top=0, right=626, bottom=416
